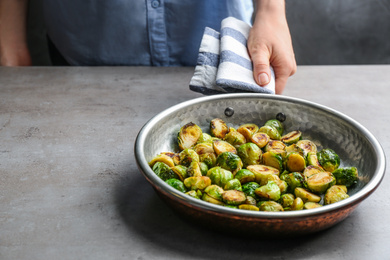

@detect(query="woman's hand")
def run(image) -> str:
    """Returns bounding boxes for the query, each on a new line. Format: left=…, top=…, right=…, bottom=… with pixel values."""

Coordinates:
left=248, top=0, right=296, bottom=94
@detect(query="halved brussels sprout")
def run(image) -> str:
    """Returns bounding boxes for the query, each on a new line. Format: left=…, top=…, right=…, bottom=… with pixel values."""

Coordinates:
left=166, top=178, right=187, bottom=193
left=285, top=152, right=306, bottom=172
left=264, top=140, right=286, bottom=152
left=280, top=172, right=306, bottom=193
left=204, top=184, right=224, bottom=201
left=170, top=165, right=188, bottom=181
left=187, top=161, right=202, bottom=177
left=213, top=139, right=237, bottom=156
left=297, top=140, right=317, bottom=157
left=224, top=178, right=242, bottom=191
left=317, top=148, right=340, bottom=172
left=290, top=197, right=304, bottom=211
left=242, top=182, right=261, bottom=198
left=237, top=143, right=262, bottom=167
left=178, top=122, right=203, bottom=150
left=324, top=185, right=349, bottom=205
left=197, top=133, right=214, bottom=144
left=149, top=153, right=175, bottom=168
left=199, top=162, right=209, bottom=176
left=294, top=187, right=321, bottom=203
left=179, top=148, right=199, bottom=167
left=222, top=190, right=247, bottom=206
left=262, top=151, right=283, bottom=172
left=199, top=153, right=217, bottom=169
left=193, top=142, right=214, bottom=155
left=224, top=129, right=247, bottom=148
left=306, top=171, right=336, bottom=194
left=244, top=195, right=257, bottom=206
left=250, top=132, right=270, bottom=148
left=266, top=174, right=288, bottom=194
left=304, top=202, right=322, bottom=209
left=258, top=125, right=281, bottom=140
left=332, top=167, right=359, bottom=187
left=184, top=176, right=211, bottom=190
left=285, top=144, right=304, bottom=157
left=237, top=123, right=259, bottom=141
left=246, top=164, right=280, bottom=184
left=186, top=190, right=201, bottom=199
left=210, top=118, right=229, bottom=139
left=202, top=193, right=225, bottom=206
left=160, top=152, right=181, bottom=165
left=216, top=151, right=243, bottom=175
left=306, top=152, right=323, bottom=167
left=234, top=169, right=256, bottom=184
left=279, top=193, right=295, bottom=209
left=281, top=130, right=302, bottom=144
left=238, top=204, right=260, bottom=211
left=258, top=201, right=284, bottom=212
left=265, top=119, right=284, bottom=136
left=303, top=165, right=325, bottom=179
left=152, top=162, right=178, bottom=181
left=254, top=181, right=281, bottom=201
left=206, top=166, right=233, bottom=187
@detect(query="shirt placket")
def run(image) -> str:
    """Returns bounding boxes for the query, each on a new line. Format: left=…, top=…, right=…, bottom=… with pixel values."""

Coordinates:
left=146, top=0, right=169, bottom=66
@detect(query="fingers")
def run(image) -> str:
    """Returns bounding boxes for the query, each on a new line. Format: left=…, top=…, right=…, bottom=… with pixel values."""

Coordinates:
left=250, top=46, right=272, bottom=87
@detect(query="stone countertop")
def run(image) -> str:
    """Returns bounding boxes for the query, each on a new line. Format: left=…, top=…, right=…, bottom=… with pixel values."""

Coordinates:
left=1, top=66, right=389, bottom=259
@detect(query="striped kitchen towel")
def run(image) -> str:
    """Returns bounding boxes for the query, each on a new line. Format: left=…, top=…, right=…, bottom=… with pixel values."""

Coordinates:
left=189, top=16, right=275, bottom=95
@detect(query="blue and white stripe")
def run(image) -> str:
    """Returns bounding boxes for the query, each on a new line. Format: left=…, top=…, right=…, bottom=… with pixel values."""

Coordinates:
left=190, top=17, right=275, bottom=95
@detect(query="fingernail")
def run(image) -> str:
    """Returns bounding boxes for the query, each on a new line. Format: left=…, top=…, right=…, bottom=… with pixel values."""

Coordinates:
left=258, top=73, right=269, bottom=86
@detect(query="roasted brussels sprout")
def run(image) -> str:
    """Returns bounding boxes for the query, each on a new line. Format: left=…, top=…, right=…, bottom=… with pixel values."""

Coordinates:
left=317, top=149, right=340, bottom=172
left=152, top=162, right=178, bottom=181
left=242, top=182, right=261, bottom=198
left=265, top=119, right=284, bottom=136
left=239, top=204, right=260, bottom=211
left=306, top=152, right=322, bottom=167
left=290, top=197, right=304, bottom=211
left=246, top=164, right=280, bottom=184
left=186, top=190, right=201, bottom=199
left=202, top=193, right=225, bottom=205
left=199, top=162, right=209, bottom=176
left=198, top=153, right=217, bottom=169
left=210, top=118, right=229, bottom=139
left=262, top=151, right=283, bottom=172
left=178, top=122, right=203, bottom=150
left=213, top=139, right=237, bottom=156
left=294, top=187, right=321, bottom=203
left=234, top=169, right=256, bottom=184
left=279, top=193, right=295, bottom=209
left=244, top=195, right=257, bottom=206
left=237, top=123, right=259, bottom=141
left=255, top=181, right=281, bottom=201
left=280, top=172, right=306, bottom=193
left=264, top=140, right=286, bottom=152
left=224, top=129, right=247, bottom=148
left=304, top=202, right=322, bottom=209
left=149, top=153, right=175, bottom=168
left=332, top=167, right=358, bottom=187
left=258, top=125, right=281, bottom=140
left=179, top=148, right=199, bottom=167
left=204, top=185, right=224, bottom=201
left=258, top=201, right=284, bottom=212
left=306, top=171, right=336, bottom=194
left=237, top=142, right=262, bottom=167
left=206, top=167, right=234, bottom=187
left=197, top=133, right=214, bottom=144
left=285, top=144, right=305, bottom=157
left=224, top=179, right=242, bottom=191
left=170, top=165, right=188, bottom=181
left=281, top=130, right=302, bottom=144
left=187, top=161, right=203, bottom=177
left=324, top=185, right=349, bottom=205
left=194, top=142, right=214, bottom=155
left=166, top=179, right=187, bottom=193
left=160, top=152, right=181, bottom=165
left=250, top=132, right=270, bottom=148
left=265, top=174, right=288, bottom=194
left=303, top=165, right=325, bottom=179
left=184, top=176, right=211, bottom=190
left=222, top=190, right=247, bottom=206
left=285, top=152, right=306, bottom=172
left=297, top=140, right=317, bottom=157
left=216, top=152, right=243, bottom=175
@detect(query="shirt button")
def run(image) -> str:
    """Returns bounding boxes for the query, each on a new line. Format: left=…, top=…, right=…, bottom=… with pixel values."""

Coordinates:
left=151, top=0, right=160, bottom=8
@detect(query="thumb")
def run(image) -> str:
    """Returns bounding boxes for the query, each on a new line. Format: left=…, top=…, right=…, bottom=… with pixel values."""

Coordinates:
left=251, top=50, right=272, bottom=86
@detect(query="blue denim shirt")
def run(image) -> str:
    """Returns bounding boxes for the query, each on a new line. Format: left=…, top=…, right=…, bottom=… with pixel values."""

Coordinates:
left=43, top=0, right=254, bottom=66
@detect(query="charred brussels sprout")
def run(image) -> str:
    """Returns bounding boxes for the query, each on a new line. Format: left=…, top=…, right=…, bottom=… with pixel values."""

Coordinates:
left=194, top=142, right=214, bottom=155
left=149, top=153, right=175, bottom=168
left=222, top=190, right=247, bottom=205
left=317, top=149, right=340, bottom=172
left=258, top=201, right=284, bottom=212
left=250, top=132, right=270, bottom=148
left=258, top=125, right=281, bottom=140
left=303, top=165, right=325, bottom=179
left=265, top=119, right=284, bottom=136
left=237, top=123, right=259, bottom=141
left=216, top=152, right=243, bottom=175
left=224, top=179, right=242, bottom=191
left=255, top=181, right=281, bottom=201
left=306, top=171, right=336, bottom=194
left=281, top=130, right=302, bottom=144
left=332, top=167, right=358, bottom=187
left=160, top=152, right=181, bottom=165
left=204, top=185, right=224, bottom=201
left=184, top=176, right=211, bottom=190
left=224, top=129, right=247, bottom=148
left=264, top=140, right=286, bottom=152
left=170, top=165, right=188, bottom=181
left=262, top=151, right=283, bottom=172
left=152, top=162, right=177, bottom=181
left=324, top=185, right=349, bottom=205
left=197, top=133, right=214, bottom=144
left=247, top=164, right=280, bottom=184
left=210, top=118, right=229, bottom=139
left=179, top=149, right=199, bottom=167
left=280, top=172, right=306, bottom=193
left=199, top=153, right=217, bottom=169
left=297, top=140, right=317, bottom=157
left=178, top=122, right=202, bottom=150
left=279, top=193, right=295, bottom=209
left=166, top=179, right=187, bottom=193
left=213, top=139, right=237, bottom=156
left=294, top=187, right=321, bottom=203
left=242, top=182, right=260, bottom=198
left=290, top=197, right=304, bottom=211
left=234, top=169, right=256, bottom=184
left=285, top=144, right=305, bottom=157
left=206, top=167, right=233, bottom=187
left=244, top=196, right=257, bottom=206
left=237, top=143, right=262, bottom=167
left=202, top=193, right=225, bottom=205
left=187, top=161, right=203, bottom=177
left=307, top=152, right=322, bottom=167
left=285, top=152, right=306, bottom=172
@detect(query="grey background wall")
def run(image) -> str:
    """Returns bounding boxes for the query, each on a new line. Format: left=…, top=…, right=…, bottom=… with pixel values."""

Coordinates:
left=26, top=0, right=390, bottom=66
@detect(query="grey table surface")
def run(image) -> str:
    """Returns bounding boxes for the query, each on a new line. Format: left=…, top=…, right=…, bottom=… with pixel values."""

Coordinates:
left=0, top=66, right=389, bottom=260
